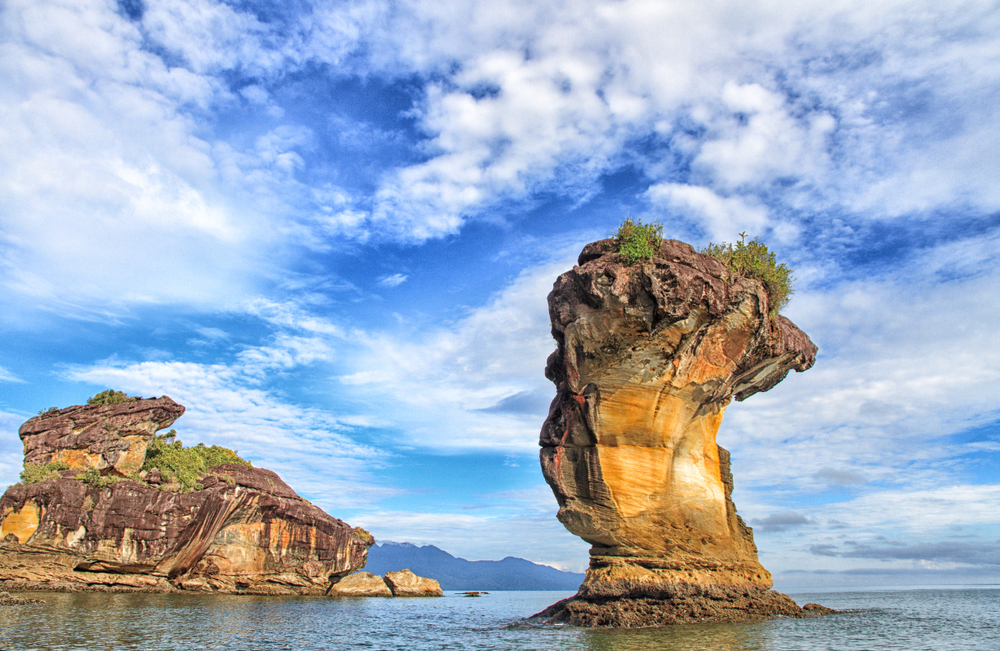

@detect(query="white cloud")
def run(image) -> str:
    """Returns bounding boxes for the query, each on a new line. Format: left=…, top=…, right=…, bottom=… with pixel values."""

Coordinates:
left=378, top=273, right=409, bottom=288
left=0, top=410, right=29, bottom=488
left=0, top=366, right=23, bottom=383
left=64, top=352, right=397, bottom=512
left=646, top=183, right=770, bottom=242
left=337, top=250, right=577, bottom=451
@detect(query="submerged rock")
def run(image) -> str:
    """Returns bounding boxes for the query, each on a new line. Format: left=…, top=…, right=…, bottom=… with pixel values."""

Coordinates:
left=538, top=239, right=819, bottom=627
left=0, top=398, right=372, bottom=595
left=0, top=591, right=45, bottom=605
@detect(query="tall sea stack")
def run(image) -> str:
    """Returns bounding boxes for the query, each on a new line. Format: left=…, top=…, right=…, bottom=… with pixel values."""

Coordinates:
left=537, top=238, right=817, bottom=627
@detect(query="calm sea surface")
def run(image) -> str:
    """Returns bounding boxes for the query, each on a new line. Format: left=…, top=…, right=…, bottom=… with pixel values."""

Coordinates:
left=1, top=587, right=998, bottom=650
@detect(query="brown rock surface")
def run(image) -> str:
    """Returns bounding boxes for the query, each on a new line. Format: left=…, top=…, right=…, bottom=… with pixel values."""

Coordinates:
left=383, top=569, right=444, bottom=597
left=538, top=238, right=818, bottom=627
left=0, top=398, right=372, bottom=595
left=328, top=571, right=393, bottom=597
left=20, top=397, right=185, bottom=476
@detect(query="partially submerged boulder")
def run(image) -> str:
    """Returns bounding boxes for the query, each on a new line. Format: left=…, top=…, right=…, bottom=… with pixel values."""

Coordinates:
left=328, top=569, right=442, bottom=597
left=384, top=569, right=444, bottom=597
left=329, top=572, right=393, bottom=597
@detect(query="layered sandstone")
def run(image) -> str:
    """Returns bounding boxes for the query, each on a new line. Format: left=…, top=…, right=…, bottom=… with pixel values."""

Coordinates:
left=537, top=239, right=817, bottom=627
left=0, top=398, right=372, bottom=595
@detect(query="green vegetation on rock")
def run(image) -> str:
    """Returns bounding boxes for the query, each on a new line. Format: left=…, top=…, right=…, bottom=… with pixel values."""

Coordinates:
left=614, top=218, right=664, bottom=264
left=76, top=467, right=119, bottom=490
left=142, top=430, right=251, bottom=492
left=19, top=461, right=69, bottom=484
left=87, top=389, right=138, bottom=406
left=700, top=233, right=795, bottom=314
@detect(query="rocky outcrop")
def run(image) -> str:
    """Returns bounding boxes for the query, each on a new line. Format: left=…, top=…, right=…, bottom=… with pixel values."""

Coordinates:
left=328, top=569, right=443, bottom=597
left=20, top=397, right=185, bottom=476
left=0, top=398, right=372, bottom=595
left=538, top=239, right=818, bottom=627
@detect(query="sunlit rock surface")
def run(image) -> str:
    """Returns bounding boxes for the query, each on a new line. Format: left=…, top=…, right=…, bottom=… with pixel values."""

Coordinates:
left=538, top=238, right=817, bottom=627
left=0, top=398, right=372, bottom=595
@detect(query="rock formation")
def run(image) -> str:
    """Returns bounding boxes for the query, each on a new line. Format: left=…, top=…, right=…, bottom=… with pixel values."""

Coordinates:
left=0, top=397, right=372, bottom=595
left=329, top=569, right=443, bottom=597
left=537, top=238, right=818, bottom=627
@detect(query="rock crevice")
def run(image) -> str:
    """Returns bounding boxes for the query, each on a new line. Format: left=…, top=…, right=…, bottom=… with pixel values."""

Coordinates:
left=538, top=239, right=818, bottom=627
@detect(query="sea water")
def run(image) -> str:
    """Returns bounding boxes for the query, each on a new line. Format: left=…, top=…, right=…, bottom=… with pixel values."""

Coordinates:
left=1, top=587, right=997, bottom=650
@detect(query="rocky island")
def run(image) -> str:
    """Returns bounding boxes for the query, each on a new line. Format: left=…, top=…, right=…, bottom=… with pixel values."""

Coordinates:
left=537, top=236, right=820, bottom=627
left=0, top=395, right=373, bottom=595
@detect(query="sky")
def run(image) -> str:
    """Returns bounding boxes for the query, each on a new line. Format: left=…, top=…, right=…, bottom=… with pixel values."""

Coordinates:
left=1, top=0, right=998, bottom=591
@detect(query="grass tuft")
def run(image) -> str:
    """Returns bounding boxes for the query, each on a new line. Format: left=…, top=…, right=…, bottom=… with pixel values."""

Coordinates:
left=614, top=218, right=664, bottom=265
left=86, top=390, right=138, bottom=406
left=19, top=461, right=70, bottom=484
left=700, top=232, right=795, bottom=314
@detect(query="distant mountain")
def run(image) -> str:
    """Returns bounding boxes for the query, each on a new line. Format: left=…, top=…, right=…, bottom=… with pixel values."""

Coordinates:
left=360, top=542, right=584, bottom=591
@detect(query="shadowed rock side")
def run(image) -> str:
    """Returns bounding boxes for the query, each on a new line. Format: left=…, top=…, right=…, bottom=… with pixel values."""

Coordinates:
left=0, top=398, right=372, bottom=595
left=538, top=239, right=818, bottom=627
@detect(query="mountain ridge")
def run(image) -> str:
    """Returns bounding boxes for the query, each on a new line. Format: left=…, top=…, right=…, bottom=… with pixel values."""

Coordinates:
left=361, top=542, right=583, bottom=591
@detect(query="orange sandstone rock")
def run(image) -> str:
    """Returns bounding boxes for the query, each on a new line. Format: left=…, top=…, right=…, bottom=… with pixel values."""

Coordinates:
left=538, top=239, right=817, bottom=627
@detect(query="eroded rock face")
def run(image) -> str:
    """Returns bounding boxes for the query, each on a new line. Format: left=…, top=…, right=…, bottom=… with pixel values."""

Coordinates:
left=20, top=398, right=185, bottom=476
left=538, top=239, right=817, bottom=627
left=0, top=399, right=372, bottom=595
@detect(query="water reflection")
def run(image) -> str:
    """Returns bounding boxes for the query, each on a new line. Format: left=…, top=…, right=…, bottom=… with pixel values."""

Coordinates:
left=583, top=621, right=768, bottom=651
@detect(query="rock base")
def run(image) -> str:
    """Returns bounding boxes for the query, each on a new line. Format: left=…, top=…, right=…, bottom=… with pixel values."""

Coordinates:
left=535, top=584, right=807, bottom=627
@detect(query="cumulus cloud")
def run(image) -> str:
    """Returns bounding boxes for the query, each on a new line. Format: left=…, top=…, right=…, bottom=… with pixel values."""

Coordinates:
left=4, top=0, right=1000, bottom=315
left=337, top=250, right=577, bottom=451
left=63, top=350, right=397, bottom=512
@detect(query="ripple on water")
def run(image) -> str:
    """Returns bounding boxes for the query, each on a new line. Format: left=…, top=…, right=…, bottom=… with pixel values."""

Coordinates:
left=0, top=588, right=997, bottom=651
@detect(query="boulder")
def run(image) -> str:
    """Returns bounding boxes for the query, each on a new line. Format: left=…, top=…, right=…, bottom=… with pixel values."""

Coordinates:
left=329, top=572, right=393, bottom=597
left=384, top=569, right=443, bottom=597
left=537, top=239, right=819, bottom=626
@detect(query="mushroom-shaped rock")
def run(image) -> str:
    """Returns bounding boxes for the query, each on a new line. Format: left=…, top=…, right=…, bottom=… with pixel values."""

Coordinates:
left=19, top=397, right=185, bottom=476
left=538, top=239, right=818, bottom=627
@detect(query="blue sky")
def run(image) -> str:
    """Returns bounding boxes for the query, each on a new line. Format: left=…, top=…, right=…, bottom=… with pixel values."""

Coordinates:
left=2, top=0, right=999, bottom=589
